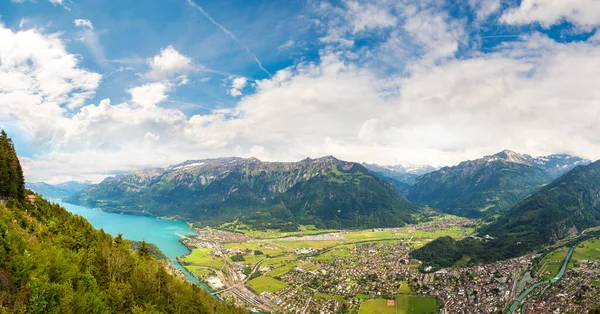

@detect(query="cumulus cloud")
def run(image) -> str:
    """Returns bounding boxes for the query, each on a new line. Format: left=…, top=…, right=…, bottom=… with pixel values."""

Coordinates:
left=228, top=77, right=247, bottom=97
left=0, top=24, right=101, bottom=113
left=129, top=83, right=170, bottom=107
left=9, top=1, right=600, bottom=184
left=501, top=0, right=600, bottom=28
left=146, top=45, right=192, bottom=79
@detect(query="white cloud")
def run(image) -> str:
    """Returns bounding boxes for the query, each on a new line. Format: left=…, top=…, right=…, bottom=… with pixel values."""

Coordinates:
left=345, top=0, right=397, bottom=33
left=73, top=19, right=93, bottom=30
left=501, top=0, right=600, bottom=28
left=278, top=40, right=295, bottom=50
left=9, top=1, right=600, bottom=184
left=469, top=0, right=500, bottom=21
left=146, top=45, right=192, bottom=79
left=129, top=83, right=170, bottom=107
left=0, top=24, right=101, bottom=112
left=228, top=76, right=247, bottom=97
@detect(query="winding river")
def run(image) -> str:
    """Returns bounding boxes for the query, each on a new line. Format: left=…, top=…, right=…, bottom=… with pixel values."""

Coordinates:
left=59, top=202, right=213, bottom=293
left=506, top=242, right=579, bottom=314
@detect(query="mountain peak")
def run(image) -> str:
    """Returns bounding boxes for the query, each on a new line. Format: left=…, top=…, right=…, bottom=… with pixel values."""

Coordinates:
left=493, top=150, right=532, bottom=164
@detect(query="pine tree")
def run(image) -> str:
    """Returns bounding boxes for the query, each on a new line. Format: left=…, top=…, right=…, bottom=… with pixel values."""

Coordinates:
left=138, top=240, right=151, bottom=259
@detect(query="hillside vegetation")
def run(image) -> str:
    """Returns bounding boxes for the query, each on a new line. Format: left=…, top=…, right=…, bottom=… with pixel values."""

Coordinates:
left=70, top=157, right=419, bottom=230
left=413, top=160, right=600, bottom=268
left=0, top=130, right=244, bottom=314
left=406, top=150, right=585, bottom=218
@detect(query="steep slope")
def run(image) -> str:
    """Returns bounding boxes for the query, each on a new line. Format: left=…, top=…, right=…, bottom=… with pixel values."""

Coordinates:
left=70, top=156, right=419, bottom=229
left=0, top=130, right=244, bottom=314
left=480, top=160, right=600, bottom=252
left=413, top=161, right=600, bottom=268
left=0, top=130, right=25, bottom=200
left=27, top=181, right=91, bottom=199
left=407, top=150, right=553, bottom=217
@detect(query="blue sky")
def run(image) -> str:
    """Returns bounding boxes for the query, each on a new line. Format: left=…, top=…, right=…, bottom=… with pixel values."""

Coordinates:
left=2, top=0, right=600, bottom=182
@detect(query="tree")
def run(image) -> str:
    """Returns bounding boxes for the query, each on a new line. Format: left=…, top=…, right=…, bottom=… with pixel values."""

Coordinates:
left=138, top=240, right=151, bottom=259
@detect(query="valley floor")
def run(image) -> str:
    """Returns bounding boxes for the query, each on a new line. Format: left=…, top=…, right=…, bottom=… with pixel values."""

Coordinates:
left=176, top=217, right=600, bottom=313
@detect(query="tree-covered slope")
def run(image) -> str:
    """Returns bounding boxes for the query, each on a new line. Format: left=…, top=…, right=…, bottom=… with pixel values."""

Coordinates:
left=70, top=157, right=419, bottom=229
left=0, top=130, right=25, bottom=200
left=406, top=150, right=554, bottom=217
left=413, top=160, right=600, bottom=268
left=480, top=160, right=600, bottom=252
left=0, top=130, right=245, bottom=314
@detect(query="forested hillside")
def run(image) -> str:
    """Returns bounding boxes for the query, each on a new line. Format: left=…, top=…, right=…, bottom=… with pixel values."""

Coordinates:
left=0, top=130, right=25, bottom=200
left=70, top=157, right=419, bottom=229
left=413, top=160, right=600, bottom=269
left=0, top=130, right=245, bottom=314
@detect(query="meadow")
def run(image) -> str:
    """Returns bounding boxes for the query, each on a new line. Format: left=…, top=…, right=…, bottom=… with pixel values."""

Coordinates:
left=181, top=248, right=225, bottom=269
left=248, top=276, right=288, bottom=293
left=537, top=249, right=567, bottom=280
left=359, top=296, right=438, bottom=314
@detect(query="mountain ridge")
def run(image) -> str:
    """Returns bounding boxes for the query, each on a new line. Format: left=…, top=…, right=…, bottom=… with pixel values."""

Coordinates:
left=406, top=150, right=590, bottom=218
left=69, top=156, right=419, bottom=229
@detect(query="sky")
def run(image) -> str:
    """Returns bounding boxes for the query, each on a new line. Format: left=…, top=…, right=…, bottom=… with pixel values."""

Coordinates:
left=2, top=0, right=600, bottom=183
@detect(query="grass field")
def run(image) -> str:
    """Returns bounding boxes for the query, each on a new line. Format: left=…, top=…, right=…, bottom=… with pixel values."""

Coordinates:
left=182, top=248, right=225, bottom=269
left=219, top=222, right=337, bottom=239
left=314, top=246, right=353, bottom=262
left=273, top=240, right=341, bottom=249
left=538, top=249, right=567, bottom=280
left=398, top=281, right=415, bottom=295
left=223, top=241, right=290, bottom=256
left=247, top=276, right=288, bottom=293
left=568, top=238, right=600, bottom=268
left=261, top=256, right=295, bottom=267
left=186, top=266, right=215, bottom=277
left=359, top=295, right=438, bottom=314
left=267, top=261, right=299, bottom=277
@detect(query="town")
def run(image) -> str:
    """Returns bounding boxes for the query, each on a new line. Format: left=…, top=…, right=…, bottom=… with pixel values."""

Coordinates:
left=170, top=216, right=600, bottom=313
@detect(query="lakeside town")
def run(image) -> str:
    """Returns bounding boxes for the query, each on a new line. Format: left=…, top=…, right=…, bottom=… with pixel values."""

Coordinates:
left=166, top=216, right=600, bottom=313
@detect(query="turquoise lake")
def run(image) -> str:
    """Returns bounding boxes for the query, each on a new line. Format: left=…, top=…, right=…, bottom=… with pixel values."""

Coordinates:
left=59, top=202, right=212, bottom=292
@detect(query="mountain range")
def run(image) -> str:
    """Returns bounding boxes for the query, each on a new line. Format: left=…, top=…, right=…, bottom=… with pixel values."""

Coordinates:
left=406, top=150, right=590, bottom=217
left=26, top=181, right=91, bottom=200
left=413, top=160, right=600, bottom=267
left=69, top=156, right=418, bottom=230
left=480, top=160, right=600, bottom=253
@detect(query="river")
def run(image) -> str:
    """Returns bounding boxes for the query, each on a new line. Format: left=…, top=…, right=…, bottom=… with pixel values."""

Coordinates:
left=506, top=242, right=579, bottom=314
left=59, top=202, right=213, bottom=293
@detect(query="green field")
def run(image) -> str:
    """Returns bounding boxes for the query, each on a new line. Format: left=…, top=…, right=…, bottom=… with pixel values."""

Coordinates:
left=273, top=240, right=341, bottom=249
left=568, top=238, right=600, bottom=268
left=181, top=248, right=225, bottom=269
left=538, top=249, right=567, bottom=280
left=266, top=261, right=299, bottom=277
left=218, top=222, right=337, bottom=239
left=359, top=296, right=438, bottom=314
left=314, top=246, right=353, bottom=262
left=398, top=281, right=415, bottom=295
left=247, top=276, right=288, bottom=293
left=261, top=256, right=295, bottom=267
left=186, top=266, right=215, bottom=277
